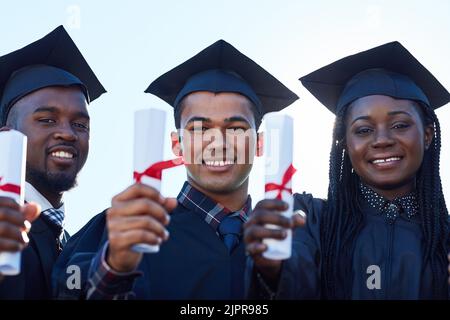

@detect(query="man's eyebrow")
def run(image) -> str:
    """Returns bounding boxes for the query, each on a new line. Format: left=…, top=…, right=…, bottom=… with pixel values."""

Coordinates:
left=186, top=116, right=211, bottom=124
left=33, top=106, right=89, bottom=120
left=74, top=111, right=90, bottom=120
left=224, top=116, right=251, bottom=125
left=33, top=106, right=58, bottom=114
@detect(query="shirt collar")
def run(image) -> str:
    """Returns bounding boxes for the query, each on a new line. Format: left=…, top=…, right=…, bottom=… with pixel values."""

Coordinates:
left=359, top=183, right=418, bottom=223
left=177, top=181, right=252, bottom=232
left=25, top=182, right=65, bottom=215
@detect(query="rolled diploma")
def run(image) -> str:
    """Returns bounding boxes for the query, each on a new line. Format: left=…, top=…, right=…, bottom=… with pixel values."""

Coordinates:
left=263, top=113, right=294, bottom=260
left=132, top=108, right=166, bottom=253
left=0, top=130, right=27, bottom=275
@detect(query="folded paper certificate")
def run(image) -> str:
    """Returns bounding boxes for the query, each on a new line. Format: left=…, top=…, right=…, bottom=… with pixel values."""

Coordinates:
left=263, top=113, right=295, bottom=260
left=0, top=130, right=27, bottom=275
left=132, top=108, right=167, bottom=253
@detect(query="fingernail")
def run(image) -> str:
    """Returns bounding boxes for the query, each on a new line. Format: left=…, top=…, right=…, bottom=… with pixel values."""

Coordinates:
left=166, top=215, right=171, bottom=224
left=164, top=229, right=170, bottom=239
left=295, top=210, right=306, bottom=218
left=22, top=231, right=29, bottom=244
left=24, top=220, right=31, bottom=230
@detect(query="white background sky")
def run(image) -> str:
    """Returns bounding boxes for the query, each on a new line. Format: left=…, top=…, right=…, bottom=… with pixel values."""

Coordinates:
left=1, top=0, right=449, bottom=234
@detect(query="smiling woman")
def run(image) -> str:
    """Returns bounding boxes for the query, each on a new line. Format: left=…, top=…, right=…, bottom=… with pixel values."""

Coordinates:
left=319, top=88, right=448, bottom=299
left=345, top=95, right=433, bottom=199
left=245, top=41, right=450, bottom=300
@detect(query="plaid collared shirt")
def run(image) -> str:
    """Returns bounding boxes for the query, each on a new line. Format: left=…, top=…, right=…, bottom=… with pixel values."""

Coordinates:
left=85, top=181, right=252, bottom=300
left=177, top=181, right=251, bottom=232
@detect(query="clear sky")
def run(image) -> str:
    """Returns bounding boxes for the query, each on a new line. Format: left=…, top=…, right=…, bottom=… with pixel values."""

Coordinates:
left=1, top=0, right=449, bottom=234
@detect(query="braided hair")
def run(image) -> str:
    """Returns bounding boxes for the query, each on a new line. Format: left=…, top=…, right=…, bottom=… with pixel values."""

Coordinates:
left=320, top=101, right=449, bottom=299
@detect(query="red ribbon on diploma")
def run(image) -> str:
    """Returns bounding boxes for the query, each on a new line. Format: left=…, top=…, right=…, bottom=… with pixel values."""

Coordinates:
left=264, top=164, right=297, bottom=200
left=0, top=177, right=21, bottom=195
left=133, top=158, right=184, bottom=183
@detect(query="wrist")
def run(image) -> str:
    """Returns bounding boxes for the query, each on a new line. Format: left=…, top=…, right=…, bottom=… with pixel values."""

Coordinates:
left=106, top=249, right=137, bottom=273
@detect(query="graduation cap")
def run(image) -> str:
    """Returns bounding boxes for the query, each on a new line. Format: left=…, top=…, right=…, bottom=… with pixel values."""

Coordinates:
left=300, top=41, right=450, bottom=115
left=0, top=25, right=106, bottom=125
left=145, top=40, right=298, bottom=126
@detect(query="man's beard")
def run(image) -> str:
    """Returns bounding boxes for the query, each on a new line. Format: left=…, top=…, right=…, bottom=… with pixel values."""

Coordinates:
left=26, top=167, right=78, bottom=194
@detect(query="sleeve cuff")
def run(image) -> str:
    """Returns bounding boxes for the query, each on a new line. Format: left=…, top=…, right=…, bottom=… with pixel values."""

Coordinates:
left=85, top=242, right=142, bottom=300
left=100, top=242, right=141, bottom=277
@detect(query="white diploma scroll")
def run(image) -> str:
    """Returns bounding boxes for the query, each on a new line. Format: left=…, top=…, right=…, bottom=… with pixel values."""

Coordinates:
left=263, top=113, right=295, bottom=260
left=0, top=130, right=27, bottom=275
left=132, top=108, right=167, bottom=253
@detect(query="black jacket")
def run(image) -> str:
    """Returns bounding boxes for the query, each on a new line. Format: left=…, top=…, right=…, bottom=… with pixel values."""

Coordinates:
left=247, top=193, right=450, bottom=300
left=53, top=205, right=247, bottom=300
left=0, top=216, right=66, bottom=299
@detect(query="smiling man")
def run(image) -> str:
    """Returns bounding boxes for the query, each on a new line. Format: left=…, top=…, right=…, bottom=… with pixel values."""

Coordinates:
left=53, top=40, right=298, bottom=299
left=0, top=26, right=105, bottom=299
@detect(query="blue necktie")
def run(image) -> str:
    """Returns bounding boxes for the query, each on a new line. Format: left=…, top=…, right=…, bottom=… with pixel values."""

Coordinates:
left=41, top=208, right=65, bottom=250
left=41, top=208, right=64, bottom=234
left=218, top=215, right=243, bottom=253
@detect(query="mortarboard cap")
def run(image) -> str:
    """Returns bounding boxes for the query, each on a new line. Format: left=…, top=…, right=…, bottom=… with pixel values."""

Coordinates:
left=0, top=25, right=106, bottom=124
left=300, top=41, right=450, bottom=115
left=145, top=40, right=298, bottom=125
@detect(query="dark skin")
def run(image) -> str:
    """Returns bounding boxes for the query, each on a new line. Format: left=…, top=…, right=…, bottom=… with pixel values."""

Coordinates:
left=345, top=95, right=433, bottom=200
left=7, top=86, right=90, bottom=207
left=0, top=197, right=40, bottom=253
left=0, top=86, right=89, bottom=258
left=107, top=91, right=263, bottom=272
left=244, top=95, right=433, bottom=288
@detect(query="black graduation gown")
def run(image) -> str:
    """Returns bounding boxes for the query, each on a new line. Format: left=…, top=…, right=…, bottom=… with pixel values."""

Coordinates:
left=247, top=193, right=450, bottom=300
left=0, top=216, right=64, bottom=299
left=53, top=204, right=247, bottom=300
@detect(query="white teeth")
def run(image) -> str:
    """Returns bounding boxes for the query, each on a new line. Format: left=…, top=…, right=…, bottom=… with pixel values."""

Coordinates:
left=51, top=151, right=74, bottom=159
left=372, top=157, right=401, bottom=164
left=204, top=160, right=234, bottom=167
